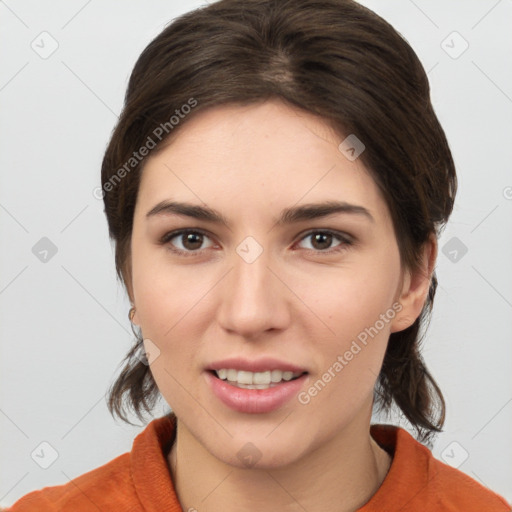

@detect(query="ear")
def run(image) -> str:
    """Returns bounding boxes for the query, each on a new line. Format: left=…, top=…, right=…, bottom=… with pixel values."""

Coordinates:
left=123, top=251, right=140, bottom=326
left=389, top=234, right=437, bottom=333
left=132, top=309, right=140, bottom=327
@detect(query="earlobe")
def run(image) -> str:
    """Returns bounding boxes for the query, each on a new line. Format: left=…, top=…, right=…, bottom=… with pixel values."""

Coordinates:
left=389, top=235, right=437, bottom=334
left=127, top=303, right=141, bottom=328
left=129, top=305, right=140, bottom=326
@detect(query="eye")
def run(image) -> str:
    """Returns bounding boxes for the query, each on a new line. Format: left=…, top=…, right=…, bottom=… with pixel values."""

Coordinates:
left=161, top=229, right=215, bottom=256
left=295, top=230, right=353, bottom=254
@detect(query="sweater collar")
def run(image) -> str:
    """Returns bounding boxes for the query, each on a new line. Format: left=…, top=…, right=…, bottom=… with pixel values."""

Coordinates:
left=131, top=414, right=433, bottom=511
left=359, top=423, right=435, bottom=510
left=131, top=413, right=182, bottom=511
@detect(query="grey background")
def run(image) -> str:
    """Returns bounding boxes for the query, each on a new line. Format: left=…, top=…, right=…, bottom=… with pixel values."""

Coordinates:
left=1, top=0, right=511, bottom=507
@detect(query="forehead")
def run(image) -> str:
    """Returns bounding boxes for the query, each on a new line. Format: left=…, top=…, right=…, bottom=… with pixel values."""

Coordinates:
left=135, top=99, right=389, bottom=224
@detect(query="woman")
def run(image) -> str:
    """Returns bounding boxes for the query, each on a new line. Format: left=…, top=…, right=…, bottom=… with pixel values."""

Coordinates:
left=7, top=0, right=511, bottom=510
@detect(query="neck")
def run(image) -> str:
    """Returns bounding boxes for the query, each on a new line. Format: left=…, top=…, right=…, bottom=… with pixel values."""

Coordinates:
left=167, top=412, right=392, bottom=512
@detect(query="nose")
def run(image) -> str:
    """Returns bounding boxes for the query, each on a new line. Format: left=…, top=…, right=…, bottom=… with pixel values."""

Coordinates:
left=216, top=242, right=291, bottom=339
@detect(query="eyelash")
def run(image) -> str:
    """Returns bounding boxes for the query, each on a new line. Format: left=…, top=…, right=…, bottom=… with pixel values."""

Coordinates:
left=159, top=228, right=354, bottom=258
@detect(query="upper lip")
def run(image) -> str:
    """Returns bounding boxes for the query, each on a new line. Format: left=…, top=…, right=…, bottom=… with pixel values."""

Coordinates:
left=206, top=357, right=308, bottom=374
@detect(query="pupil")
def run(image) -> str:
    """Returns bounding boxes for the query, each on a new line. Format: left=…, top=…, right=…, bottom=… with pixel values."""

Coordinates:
left=184, top=233, right=202, bottom=250
left=313, top=233, right=331, bottom=250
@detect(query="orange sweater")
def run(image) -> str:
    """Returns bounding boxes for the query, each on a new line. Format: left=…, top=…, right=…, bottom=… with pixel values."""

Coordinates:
left=6, top=415, right=511, bottom=511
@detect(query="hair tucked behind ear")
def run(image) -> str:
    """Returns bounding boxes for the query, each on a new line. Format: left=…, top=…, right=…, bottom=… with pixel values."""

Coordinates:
left=374, top=273, right=446, bottom=446
left=102, top=0, right=456, bottom=444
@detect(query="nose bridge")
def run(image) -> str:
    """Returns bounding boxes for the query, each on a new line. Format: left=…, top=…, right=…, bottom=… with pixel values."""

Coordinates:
left=217, top=235, right=287, bottom=335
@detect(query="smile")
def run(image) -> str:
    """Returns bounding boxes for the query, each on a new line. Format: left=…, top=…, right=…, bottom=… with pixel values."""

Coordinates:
left=214, top=369, right=305, bottom=389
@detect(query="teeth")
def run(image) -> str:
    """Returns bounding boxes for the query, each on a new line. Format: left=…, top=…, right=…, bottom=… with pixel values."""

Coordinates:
left=214, top=368, right=303, bottom=385
left=226, top=369, right=238, bottom=382
left=253, top=370, right=271, bottom=384
left=237, top=370, right=254, bottom=385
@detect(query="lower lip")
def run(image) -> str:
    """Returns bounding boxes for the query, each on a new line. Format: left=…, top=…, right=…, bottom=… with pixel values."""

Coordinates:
left=205, top=371, right=309, bottom=414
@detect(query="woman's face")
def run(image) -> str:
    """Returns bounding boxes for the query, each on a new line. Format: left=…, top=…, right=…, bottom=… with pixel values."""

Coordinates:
left=130, top=99, right=422, bottom=468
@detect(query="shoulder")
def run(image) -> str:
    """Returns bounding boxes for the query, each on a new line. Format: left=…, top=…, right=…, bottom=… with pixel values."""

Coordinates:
left=428, top=454, right=511, bottom=511
left=368, top=424, right=511, bottom=512
left=5, top=415, right=177, bottom=512
left=5, top=452, right=140, bottom=511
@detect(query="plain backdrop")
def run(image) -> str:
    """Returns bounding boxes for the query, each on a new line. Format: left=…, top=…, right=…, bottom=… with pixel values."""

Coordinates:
left=1, top=0, right=511, bottom=507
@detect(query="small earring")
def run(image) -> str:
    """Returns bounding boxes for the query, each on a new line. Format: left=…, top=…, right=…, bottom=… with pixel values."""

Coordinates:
left=129, top=306, right=136, bottom=323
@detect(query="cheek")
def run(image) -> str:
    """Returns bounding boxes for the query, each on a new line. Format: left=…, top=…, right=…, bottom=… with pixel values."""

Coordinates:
left=133, top=277, right=204, bottom=365
left=130, top=249, right=214, bottom=384
left=311, top=248, right=401, bottom=335
left=303, top=249, right=400, bottom=394
left=131, top=238, right=198, bottom=334
left=133, top=267, right=205, bottom=413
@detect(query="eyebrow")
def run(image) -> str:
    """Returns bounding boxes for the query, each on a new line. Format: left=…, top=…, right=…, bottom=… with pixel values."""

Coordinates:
left=146, top=200, right=374, bottom=227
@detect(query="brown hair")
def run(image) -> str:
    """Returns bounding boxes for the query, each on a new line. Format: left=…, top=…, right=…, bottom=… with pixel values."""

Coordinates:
left=102, top=0, right=456, bottom=445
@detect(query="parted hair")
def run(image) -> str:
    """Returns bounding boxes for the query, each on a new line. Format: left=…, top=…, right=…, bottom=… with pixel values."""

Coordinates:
left=101, top=0, right=457, bottom=445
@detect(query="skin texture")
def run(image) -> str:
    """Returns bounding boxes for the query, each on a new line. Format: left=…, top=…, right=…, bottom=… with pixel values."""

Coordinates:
left=129, top=98, right=436, bottom=512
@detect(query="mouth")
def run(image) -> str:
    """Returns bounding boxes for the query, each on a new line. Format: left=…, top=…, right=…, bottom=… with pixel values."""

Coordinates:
left=208, top=369, right=308, bottom=390
left=205, top=367, right=310, bottom=414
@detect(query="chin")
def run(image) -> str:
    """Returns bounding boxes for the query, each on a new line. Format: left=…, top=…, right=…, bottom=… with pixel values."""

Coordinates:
left=209, top=436, right=304, bottom=470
